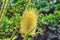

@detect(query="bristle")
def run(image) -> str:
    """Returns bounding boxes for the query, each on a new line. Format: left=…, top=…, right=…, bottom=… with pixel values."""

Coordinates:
left=20, top=9, right=38, bottom=35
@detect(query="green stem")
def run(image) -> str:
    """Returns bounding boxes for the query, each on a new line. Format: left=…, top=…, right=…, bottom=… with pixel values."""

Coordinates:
left=24, top=34, right=28, bottom=40
left=0, top=0, right=10, bottom=28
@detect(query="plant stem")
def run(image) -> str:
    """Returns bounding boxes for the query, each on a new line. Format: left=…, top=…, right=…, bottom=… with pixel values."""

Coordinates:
left=0, top=0, right=10, bottom=28
left=24, top=34, right=28, bottom=40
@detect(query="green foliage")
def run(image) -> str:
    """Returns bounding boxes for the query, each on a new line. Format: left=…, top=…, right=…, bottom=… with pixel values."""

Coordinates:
left=38, top=11, right=60, bottom=32
left=0, top=13, right=21, bottom=38
left=9, top=0, right=29, bottom=15
left=0, top=0, right=60, bottom=40
left=0, top=1, right=2, bottom=9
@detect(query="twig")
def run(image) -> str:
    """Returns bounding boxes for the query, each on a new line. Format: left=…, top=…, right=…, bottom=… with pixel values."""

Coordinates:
left=10, top=0, right=32, bottom=40
left=0, top=0, right=10, bottom=28
left=10, top=27, right=18, bottom=40
left=23, top=0, right=31, bottom=13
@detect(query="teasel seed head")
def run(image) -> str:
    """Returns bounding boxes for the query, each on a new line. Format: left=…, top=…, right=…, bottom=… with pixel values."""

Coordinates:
left=20, top=8, right=38, bottom=36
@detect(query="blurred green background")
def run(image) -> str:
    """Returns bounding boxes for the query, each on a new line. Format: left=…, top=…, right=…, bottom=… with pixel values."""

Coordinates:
left=0, top=0, right=60, bottom=40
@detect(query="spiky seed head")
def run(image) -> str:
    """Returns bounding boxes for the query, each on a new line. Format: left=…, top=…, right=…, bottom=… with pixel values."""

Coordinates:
left=20, top=9, right=38, bottom=35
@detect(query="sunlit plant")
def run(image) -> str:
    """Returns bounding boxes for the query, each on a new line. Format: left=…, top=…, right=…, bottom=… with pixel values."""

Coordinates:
left=20, top=8, right=38, bottom=40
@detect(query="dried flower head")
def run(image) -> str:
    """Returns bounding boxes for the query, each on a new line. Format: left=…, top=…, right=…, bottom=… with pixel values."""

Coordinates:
left=20, top=9, right=38, bottom=35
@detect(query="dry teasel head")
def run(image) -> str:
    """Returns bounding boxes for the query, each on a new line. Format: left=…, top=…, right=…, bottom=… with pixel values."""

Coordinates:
left=20, top=8, right=38, bottom=36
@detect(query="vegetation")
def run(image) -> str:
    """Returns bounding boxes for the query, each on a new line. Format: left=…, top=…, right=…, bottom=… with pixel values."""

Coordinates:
left=0, top=0, right=60, bottom=40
